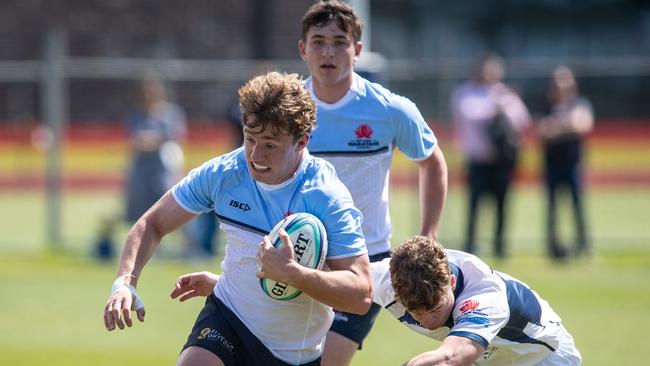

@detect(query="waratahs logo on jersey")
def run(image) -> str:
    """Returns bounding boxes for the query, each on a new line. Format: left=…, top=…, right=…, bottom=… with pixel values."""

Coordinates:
left=348, top=124, right=380, bottom=149
left=355, top=124, right=373, bottom=138
left=459, top=299, right=480, bottom=314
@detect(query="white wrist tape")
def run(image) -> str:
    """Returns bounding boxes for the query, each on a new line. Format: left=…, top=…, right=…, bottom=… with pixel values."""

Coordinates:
left=111, top=276, right=145, bottom=310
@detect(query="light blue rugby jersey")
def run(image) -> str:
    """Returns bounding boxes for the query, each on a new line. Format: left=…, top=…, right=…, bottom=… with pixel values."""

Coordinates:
left=171, top=147, right=366, bottom=259
left=307, top=73, right=436, bottom=159
left=306, top=74, right=437, bottom=256
left=172, top=148, right=367, bottom=363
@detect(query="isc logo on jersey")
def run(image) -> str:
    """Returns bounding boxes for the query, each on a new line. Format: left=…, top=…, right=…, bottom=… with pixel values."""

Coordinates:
left=260, top=213, right=328, bottom=301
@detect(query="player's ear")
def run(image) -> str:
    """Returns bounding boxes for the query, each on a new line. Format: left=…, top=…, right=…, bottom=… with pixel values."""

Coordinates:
left=354, top=41, right=363, bottom=59
left=298, top=39, right=307, bottom=60
left=295, top=133, right=310, bottom=150
left=450, top=275, right=457, bottom=290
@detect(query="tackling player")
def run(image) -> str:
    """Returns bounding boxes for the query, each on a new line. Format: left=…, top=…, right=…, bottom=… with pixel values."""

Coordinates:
left=372, top=235, right=582, bottom=365
left=103, top=71, right=372, bottom=366
left=298, top=2, right=448, bottom=364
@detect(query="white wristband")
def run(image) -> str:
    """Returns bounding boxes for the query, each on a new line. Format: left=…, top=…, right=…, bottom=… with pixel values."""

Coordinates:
left=111, top=276, right=145, bottom=310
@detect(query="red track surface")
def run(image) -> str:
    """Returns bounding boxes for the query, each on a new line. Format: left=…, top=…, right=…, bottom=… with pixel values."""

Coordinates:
left=1, top=119, right=649, bottom=190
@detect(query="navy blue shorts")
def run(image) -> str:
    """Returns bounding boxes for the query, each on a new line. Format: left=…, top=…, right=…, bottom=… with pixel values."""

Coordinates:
left=329, top=251, right=391, bottom=349
left=182, top=294, right=321, bottom=366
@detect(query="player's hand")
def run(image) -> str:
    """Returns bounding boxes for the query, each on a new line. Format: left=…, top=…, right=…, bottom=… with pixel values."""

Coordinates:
left=256, top=229, right=298, bottom=283
left=170, top=271, right=220, bottom=302
left=103, top=281, right=145, bottom=331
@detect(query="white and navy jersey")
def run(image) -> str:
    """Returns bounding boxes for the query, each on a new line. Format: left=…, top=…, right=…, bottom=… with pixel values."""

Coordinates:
left=372, top=251, right=572, bottom=365
left=306, top=74, right=437, bottom=257
left=172, top=148, right=366, bottom=364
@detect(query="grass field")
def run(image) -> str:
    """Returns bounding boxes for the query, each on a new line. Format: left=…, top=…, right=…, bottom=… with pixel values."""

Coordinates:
left=0, top=186, right=649, bottom=365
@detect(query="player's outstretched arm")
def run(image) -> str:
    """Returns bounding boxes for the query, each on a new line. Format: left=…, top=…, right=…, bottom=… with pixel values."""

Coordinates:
left=256, top=230, right=372, bottom=314
left=170, top=271, right=221, bottom=302
left=402, top=335, right=485, bottom=366
left=103, top=191, right=197, bottom=331
left=417, top=144, right=448, bottom=239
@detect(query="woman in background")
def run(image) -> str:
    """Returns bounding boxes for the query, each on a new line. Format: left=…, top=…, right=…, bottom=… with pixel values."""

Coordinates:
left=538, top=65, right=594, bottom=260
left=125, top=71, right=187, bottom=223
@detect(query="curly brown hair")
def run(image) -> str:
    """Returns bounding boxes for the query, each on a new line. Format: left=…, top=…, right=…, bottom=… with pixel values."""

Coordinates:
left=390, top=235, right=451, bottom=311
left=301, top=0, right=363, bottom=43
left=238, top=71, right=316, bottom=141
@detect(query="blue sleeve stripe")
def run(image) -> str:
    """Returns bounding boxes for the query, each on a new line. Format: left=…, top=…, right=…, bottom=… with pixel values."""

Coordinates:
left=448, top=331, right=489, bottom=348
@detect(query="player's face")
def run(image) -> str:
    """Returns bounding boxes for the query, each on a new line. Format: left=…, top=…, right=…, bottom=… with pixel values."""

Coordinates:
left=299, top=21, right=362, bottom=93
left=243, top=118, right=309, bottom=185
left=409, top=276, right=457, bottom=331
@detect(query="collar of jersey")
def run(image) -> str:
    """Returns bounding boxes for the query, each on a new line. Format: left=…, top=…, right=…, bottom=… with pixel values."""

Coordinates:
left=306, top=73, right=364, bottom=110
left=255, top=150, right=311, bottom=191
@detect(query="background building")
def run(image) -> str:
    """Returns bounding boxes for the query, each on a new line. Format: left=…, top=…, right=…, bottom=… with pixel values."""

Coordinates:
left=0, top=0, right=649, bottom=124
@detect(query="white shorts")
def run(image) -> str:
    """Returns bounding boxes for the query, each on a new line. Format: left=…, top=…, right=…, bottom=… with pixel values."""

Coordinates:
left=538, top=324, right=582, bottom=366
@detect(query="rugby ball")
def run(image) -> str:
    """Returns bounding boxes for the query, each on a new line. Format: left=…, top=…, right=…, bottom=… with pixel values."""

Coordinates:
left=260, top=213, right=328, bottom=301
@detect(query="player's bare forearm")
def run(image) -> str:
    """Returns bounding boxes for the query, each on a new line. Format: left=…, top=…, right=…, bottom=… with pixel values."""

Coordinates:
left=117, top=192, right=197, bottom=282
left=403, top=336, right=484, bottom=366
left=116, top=219, right=161, bottom=284
left=288, top=255, right=372, bottom=314
left=417, top=145, right=448, bottom=239
left=403, top=350, right=458, bottom=366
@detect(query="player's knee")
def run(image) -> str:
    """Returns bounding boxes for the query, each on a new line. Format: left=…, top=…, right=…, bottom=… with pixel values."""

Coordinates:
left=322, top=333, right=358, bottom=366
left=177, top=346, right=225, bottom=366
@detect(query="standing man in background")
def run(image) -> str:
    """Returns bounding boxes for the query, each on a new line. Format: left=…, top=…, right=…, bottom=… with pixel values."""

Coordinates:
left=452, top=54, right=530, bottom=259
left=299, top=1, right=448, bottom=364
left=538, top=65, right=593, bottom=260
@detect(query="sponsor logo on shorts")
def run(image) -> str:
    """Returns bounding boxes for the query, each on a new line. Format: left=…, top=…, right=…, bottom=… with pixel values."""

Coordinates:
left=197, top=327, right=211, bottom=339
left=333, top=310, right=349, bottom=322
left=196, top=327, right=235, bottom=353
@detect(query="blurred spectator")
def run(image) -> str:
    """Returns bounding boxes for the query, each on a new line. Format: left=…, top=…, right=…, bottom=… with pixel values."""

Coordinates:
left=124, top=71, right=187, bottom=224
left=538, top=65, right=594, bottom=260
left=451, top=54, right=531, bottom=259
left=226, top=93, right=245, bottom=148
left=226, top=62, right=276, bottom=148
left=93, top=71, right=186, bottom=261
left=94, top=214, right=118, bottom=261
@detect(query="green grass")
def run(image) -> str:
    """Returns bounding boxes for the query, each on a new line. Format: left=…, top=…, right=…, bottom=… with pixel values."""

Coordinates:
left=0, top=186, right=649, bottom=365
left=3, top=185, right=648, bottom=255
